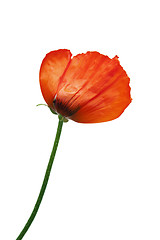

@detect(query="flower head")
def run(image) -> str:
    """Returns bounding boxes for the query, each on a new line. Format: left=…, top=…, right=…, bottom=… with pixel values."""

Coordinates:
left=39, top=49, right=131, bottom=123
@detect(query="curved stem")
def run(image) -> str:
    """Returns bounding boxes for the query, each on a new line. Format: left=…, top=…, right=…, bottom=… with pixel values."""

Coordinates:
left=16, top=118, right=64, bottom=240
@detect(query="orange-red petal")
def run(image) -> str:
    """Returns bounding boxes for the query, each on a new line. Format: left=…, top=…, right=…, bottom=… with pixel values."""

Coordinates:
left=39, top=49, right=72, bottom=107
left=55, top=52, right=131, bottom=123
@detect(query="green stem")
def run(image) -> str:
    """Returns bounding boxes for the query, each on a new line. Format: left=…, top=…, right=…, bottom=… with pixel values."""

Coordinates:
left=16, top=117, right=64, bottom=240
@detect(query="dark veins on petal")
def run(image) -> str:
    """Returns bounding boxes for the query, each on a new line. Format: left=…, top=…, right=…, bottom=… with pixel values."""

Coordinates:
left=53, top=97, right=80, bottom=117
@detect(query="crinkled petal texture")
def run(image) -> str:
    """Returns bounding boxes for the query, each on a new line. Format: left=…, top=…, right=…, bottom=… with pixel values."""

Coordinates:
left=40, top=49, right=131, bottom=123
left=39, top=49, right=72, bottom=107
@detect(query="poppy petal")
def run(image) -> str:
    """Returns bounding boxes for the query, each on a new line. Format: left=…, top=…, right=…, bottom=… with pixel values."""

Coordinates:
left=39, top=49, right=72, bottom=108
left=55, top=52, right=131, bottom=123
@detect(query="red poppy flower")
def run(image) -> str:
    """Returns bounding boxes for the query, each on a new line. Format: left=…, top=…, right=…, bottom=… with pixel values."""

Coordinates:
left=16, top=50, right=131, bottom=240
left=39, top=49, right=131, bottom=123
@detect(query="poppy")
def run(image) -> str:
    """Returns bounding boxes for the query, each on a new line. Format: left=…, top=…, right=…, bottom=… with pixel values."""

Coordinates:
left=39, top=49, right=131, bottom=123
left=16, top=50, right=131, bottom=240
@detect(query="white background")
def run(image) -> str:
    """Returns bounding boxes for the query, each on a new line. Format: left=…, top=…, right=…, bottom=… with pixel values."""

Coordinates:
left=0, top=0, right=160, bottom=239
